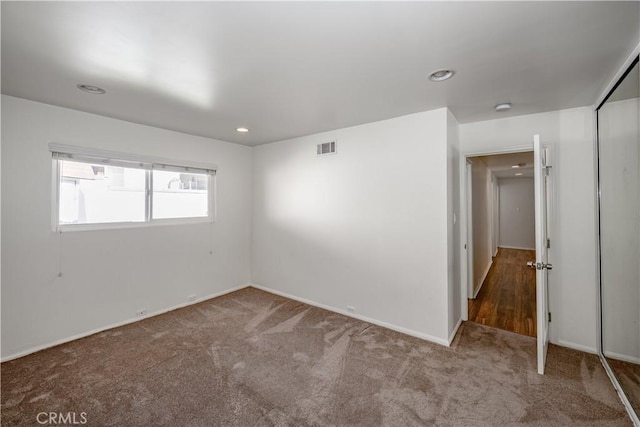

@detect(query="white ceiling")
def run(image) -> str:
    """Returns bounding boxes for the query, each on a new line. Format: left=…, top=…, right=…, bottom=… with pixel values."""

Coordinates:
left=2, top=2, right=638, bottom=146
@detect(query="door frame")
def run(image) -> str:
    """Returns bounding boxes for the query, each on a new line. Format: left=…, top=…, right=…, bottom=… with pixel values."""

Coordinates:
left=491, top=173, right=500, bottom=257
left=465, top=160, right=474, bottom=299
left=459, top=145, right=533, bottom=321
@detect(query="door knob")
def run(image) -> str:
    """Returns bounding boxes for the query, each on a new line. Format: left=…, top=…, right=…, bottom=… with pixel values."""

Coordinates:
left=527, top=261, right=553, bottom=270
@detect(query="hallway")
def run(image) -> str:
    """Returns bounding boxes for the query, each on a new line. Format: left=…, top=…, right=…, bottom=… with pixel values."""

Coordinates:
left=468, top=248, right=537, bottom=337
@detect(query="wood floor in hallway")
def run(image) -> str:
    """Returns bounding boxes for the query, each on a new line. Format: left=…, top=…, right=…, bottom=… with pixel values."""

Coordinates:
left=468, top=247, right=537, bottom=337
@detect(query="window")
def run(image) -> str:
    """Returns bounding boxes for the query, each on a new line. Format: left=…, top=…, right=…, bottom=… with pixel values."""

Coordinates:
left=51, top=145, right=216, bottom=230
left=152, top=169, right=209, bottom=219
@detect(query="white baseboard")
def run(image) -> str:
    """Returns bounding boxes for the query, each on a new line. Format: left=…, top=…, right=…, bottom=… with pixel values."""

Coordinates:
left=250, top=283, right=451, bottom=347
left=498, top=245, right=535, bottom=251
left=471, top=260, right=492, bottom=299
left=448, top=317, right=463, bottom=345
left=1, top=283, right=251, bottom=362
left=555, top=339, right=597, bottom=355
left=604, top=351, right=640, bottom=364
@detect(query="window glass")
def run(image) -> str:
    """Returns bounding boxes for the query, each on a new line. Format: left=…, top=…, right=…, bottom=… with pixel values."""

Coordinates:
left=152, top=170, right=209, bottom=219
left=59, top=160, right=146, bottom=225
left=54, top=152, right=215, bottom=230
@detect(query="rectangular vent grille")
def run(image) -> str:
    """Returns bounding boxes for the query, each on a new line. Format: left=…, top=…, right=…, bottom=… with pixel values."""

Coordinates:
left=317, top=141, right=336, bottom=156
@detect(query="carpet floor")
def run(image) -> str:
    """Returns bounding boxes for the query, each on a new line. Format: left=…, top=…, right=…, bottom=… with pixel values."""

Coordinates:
left=1, top=287, right=632, bottom=426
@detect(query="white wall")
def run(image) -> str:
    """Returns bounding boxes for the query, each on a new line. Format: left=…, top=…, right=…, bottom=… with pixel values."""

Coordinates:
left=1, top=95, right=253, bottom=360
left=252, top=108, right=456, bottom=344
left=599, top=97, right=640, bottom=362
left=460, top=106, right=597, bottom=351
left=470, top=158, right=492, bottom=296
left=446, top=110, right=462, bottom=337
left=0, top=95, right=603, bottom=358
left=498, top=178, right=535, bottom=250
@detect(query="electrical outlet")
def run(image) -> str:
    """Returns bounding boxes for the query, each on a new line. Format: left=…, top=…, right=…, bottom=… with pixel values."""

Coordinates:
left=188, top=294, right=197, bottom=303
left=135, top=308, right=148, bottom=317
left=346, top=305, right=356, bottom=313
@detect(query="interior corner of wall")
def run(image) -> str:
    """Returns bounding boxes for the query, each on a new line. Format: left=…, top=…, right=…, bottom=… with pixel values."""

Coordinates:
left=446, top=108, right=460, bottom=125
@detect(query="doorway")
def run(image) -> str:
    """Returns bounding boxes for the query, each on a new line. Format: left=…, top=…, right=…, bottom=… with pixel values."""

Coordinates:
left=465, top=151, right=537, bottom=337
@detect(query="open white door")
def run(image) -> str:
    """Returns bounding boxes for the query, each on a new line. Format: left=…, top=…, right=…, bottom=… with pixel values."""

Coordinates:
left=531, top=134, right=552, bottom=375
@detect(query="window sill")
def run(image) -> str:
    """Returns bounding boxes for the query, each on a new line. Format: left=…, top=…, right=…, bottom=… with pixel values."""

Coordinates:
left=55, top=217, right=214, bottom=233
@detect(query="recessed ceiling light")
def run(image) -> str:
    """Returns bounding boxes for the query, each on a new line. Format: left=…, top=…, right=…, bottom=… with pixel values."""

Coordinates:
left=236, top=127, right=250, bottom=133
left=429, top=69, right=454, bottom=82
left=511, top=163, right=526, bottom=168
left=77, top=84, right=105, bottom=95
left=495, top=102, right=512, bottom=112
left=515, top=173, right=523, bottom=176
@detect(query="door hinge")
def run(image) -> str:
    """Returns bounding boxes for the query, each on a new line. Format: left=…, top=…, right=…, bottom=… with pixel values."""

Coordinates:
left=546, top=238, right=551, bottom=249
left=548, top=312, right=552, bottom=322
left=543, top=166, right=552, bottom=176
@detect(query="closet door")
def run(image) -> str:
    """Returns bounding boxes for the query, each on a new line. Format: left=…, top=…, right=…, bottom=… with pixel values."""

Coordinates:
left=597, top=57, right=640, bottom=423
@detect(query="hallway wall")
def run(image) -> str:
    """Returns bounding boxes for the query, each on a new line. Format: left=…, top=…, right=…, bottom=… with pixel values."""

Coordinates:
left=470, top=159, right=493, bottom=297
left=498, top=177, right=535, bottom=250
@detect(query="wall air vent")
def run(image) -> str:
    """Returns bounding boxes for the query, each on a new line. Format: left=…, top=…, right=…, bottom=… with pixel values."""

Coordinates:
left=316, top=141, right=336, bottom=156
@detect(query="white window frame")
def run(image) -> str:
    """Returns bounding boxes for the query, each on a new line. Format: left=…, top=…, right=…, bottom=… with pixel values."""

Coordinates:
left=50, top=144, right=217, bottom=232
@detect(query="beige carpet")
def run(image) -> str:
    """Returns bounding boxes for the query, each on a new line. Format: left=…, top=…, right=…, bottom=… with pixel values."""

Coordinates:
left=1, top=287, right=631, bottom=426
